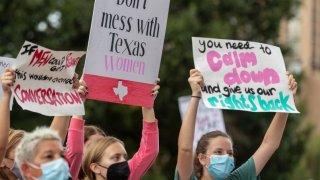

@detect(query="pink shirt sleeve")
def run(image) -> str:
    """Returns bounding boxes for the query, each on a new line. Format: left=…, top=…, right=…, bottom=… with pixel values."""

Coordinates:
left=65, top=118, right=84, bottom=180
left=128, top=120, right=159, bottom=180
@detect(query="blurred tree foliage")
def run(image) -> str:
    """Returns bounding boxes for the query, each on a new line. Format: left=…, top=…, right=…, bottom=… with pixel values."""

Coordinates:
left=0, top=0, right=308, bottom=179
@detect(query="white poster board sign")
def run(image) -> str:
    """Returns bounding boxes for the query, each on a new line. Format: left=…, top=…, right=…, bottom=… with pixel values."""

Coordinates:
left=0, top=57, right=14, bottom=110
left=178, top=96, right=226, bottom=151
left=13, top=41, right=86, bottom=116
left=192, top=37, right=299, bottom=113
left=84, top=0, right=170, bottom=107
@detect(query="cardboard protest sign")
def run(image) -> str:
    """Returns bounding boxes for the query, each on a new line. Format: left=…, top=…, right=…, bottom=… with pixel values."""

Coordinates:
left=84, top=0, right=170, bottom=107
left=192, top=37, right=299, bottom=113
left=13, top=41, right=86, bottom=116
left=0, top=57, right=15, bottom=110
left=178, top=96, right=225, bottom=151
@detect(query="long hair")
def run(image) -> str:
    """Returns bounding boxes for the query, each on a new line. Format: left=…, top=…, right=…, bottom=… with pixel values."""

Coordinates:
left=82, top=136, right=124, bottom=180
left=79, top=125, right=108, bottom=179
left=193, top=130, right=232, bottom=179
left=5, top=129, right=25, bottom=158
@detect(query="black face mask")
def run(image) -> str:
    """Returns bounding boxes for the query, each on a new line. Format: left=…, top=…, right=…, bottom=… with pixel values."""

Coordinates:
left=106, top=161, right=130, bottom=180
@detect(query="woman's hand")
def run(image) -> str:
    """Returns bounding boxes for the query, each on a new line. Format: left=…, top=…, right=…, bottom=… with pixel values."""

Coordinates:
left=287, top=71, right=298, bottom=97
left=1, top=67, right=15, bottom=96
left=188, top=69, right=204, bottom=97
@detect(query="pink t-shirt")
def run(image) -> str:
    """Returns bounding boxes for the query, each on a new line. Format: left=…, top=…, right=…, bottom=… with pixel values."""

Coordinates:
left=66, top=118, right=84, bottom=180
left=128, top=120, right=159, bottom=180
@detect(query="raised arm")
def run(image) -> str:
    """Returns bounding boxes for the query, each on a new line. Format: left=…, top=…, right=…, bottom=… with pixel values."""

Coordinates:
left=50, top=73, right=80, bottom=143
left=177, top=69, right=204, bottom=180
left=0, top=67, right=15, bottom=163
left=253, top=72, right=297, bottom=175
left=128, top=81, right=160, bottom=179
left=50, top=116, right=70, bottom=143
left=65, top=78, right=87, bottom=179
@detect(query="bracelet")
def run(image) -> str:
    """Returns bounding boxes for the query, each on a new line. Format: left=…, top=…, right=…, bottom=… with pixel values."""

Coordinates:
left=191, top=95, right=201, bottom=99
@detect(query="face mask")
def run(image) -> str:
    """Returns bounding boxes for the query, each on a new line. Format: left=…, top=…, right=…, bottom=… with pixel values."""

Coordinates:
left=207, top=154, right=235, bottom=180
left=28, top=158, right=70, bottom=180
left=99, top=161, right=130, bottom=180
left=10, top=161, right=23, bottom=180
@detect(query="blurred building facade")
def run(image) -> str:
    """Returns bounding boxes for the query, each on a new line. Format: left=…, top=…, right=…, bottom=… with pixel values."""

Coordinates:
left=281, top=0, right=320, bottom=133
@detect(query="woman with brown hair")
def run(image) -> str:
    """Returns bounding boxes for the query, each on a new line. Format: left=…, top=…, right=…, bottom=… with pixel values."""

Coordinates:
left=175, top=69, right=298, bottom=180
left=75, top=125, right=107, bottom=179
left=84, top=125, right=107, bottom=151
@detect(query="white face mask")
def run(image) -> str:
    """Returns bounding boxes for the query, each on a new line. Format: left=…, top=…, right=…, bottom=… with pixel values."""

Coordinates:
left=28, top=158, right=70, bottom=180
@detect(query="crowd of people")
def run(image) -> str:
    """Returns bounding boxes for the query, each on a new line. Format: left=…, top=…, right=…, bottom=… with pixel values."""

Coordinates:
left=0, top=67, right=297, bottom=180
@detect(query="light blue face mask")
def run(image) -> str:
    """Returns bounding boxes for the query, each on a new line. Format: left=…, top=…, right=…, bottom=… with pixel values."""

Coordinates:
left=10, top=161, right=23, bottom=180
left=207, top=154, right=235, bottom=180
left=28, top=158, right=70, bottom=180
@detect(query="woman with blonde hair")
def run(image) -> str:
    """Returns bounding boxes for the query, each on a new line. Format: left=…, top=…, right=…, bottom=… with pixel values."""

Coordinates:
left=0, top=129, right=24, bottom=179
left=82, top=136, right=125, bottom=180
left=81, top=86, right=160, bottom=180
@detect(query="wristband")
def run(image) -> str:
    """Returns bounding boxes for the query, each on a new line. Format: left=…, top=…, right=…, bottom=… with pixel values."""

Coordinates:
left=191, top=95, right=201, bottom=99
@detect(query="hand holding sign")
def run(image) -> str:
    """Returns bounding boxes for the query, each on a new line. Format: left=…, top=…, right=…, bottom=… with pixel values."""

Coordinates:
left=1, top=68, right=15, bottom=96
left=13, top=41, right=86, bottom=116
left=151, top=79, right=160, bottom=98
left=287, top=72, right=298, bottom=98
left=0, top=57, right=15, bottom=110
left=188, top=69, right=204, bottom=98
left=77, top=79, right=88, bottom=102
left=84, top=0, right=170, bottom=107
left=192, top=37, right=299, bottom=113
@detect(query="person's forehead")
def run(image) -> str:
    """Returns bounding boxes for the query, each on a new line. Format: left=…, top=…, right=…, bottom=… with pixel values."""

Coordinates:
left=35, top=139, right=62, bottom=154
left=88, top=134, right=104, bottom=142
left=103, top=142, right=127, bottom=156
left=206, top=136, right=233, bottom=151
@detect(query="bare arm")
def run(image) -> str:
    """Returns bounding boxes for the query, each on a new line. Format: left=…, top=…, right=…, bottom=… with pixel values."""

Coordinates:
left=177, top=69, right=204, bottom=180
left=50, top=116, right=71, bottom=143
left=50, top=73, right=82, bottom=143
left=253, top=73, right=297, bottom=175
left=142, top=107, right=156, bottom=122
left=142, top=80, right=160, bottom=122
left=0, top=68, right=15, bottom=163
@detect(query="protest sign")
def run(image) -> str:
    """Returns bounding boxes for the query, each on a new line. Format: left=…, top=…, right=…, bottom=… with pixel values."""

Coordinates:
left=0, top=57, right=14, bottom=110
left=13, top=41, right=86, bottom=116
left=192, top=37, right=299, bottom=113
left=84, top=0, right=170, bottom=107
left=178, top=96, right=225, bottom=151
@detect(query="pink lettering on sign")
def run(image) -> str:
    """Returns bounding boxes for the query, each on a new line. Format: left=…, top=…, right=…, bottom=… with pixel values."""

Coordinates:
left=207, top=50, right=257, bottom=72
left=206, top=50, right=280, bottom=86
left=224, top=68, right=280, bottom=86
left=66, top=52, right=81, bottom=68
left=14, top=84, right=82, bottom=106
left=29, top=49, right=53, bottom=67
left=104, top=55, right=145, bottom=75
